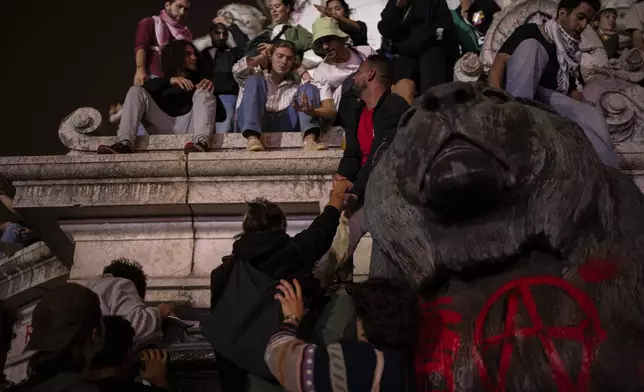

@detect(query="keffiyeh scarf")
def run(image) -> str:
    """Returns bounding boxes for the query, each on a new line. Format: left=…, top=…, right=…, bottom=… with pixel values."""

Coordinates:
left=542, top=18, right=583, bottom=93
left=152, top=9, right=193, bottom=53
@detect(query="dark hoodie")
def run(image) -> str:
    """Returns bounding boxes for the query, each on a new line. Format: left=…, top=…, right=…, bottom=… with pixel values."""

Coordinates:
left=210, top=206, right=342, bottom=307
left=378, top=0, right=455, bottom=57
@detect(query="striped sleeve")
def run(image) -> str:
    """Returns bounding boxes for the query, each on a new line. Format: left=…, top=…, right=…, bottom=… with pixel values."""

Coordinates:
left=265, top=322, right=319, bottom=392
left=232, top=56, right=258, bottom=87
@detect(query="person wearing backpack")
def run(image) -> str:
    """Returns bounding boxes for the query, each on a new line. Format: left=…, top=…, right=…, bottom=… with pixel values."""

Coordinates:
left=207, top=179, right=350, bottom=392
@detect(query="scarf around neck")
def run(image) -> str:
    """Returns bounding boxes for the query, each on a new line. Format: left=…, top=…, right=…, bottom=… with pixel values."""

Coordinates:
left=542, top=18, right=583, bottom=94
left=152, top=9, right=193, bottom=53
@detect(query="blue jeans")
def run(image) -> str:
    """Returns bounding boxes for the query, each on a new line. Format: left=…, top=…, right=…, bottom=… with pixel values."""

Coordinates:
left=236, top=75, right=320, bottom=134
left=216, top=94, right=238, bottom=133
left=0, top=222, right=28, bottom=258
left=505, top=39, right=618, bottom=169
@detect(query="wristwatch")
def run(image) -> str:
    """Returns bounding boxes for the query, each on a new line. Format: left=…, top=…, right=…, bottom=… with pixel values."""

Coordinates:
left=284, top=315, right=300, bottom=324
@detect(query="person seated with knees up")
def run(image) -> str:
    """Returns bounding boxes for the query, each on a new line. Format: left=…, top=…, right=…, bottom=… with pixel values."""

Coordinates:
left=379, top=0, right=459, bottom=95
left=98, top=40, right=222, bottom=155
left=265, top=278, right=419, bottom=391
left=309, top=17, right=375, bottom=117
left=10, top=284, right=104, bottom=392
left=78, top=258, right=174, bottom=343
left=89, top=316, right=170, bottom=392
left=315, top=0, right=369, bottom=47
left=488, top=0, right=619, bottom=168
left=232, top=39, right=328, bottom=152
left=198, top=16, right=249, bottom=134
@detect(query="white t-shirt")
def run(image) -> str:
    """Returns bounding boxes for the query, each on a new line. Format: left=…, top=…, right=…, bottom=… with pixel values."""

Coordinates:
left=312, top=45, right=376, bottom=109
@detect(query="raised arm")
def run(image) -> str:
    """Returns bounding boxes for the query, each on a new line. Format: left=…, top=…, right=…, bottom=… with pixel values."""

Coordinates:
left=232, top=54, right=267, bottom=87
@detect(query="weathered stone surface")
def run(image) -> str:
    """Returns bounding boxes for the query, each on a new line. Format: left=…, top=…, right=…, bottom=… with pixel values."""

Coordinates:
left=58, top=107, right=344, bottom=154
left=63, top=220, right=195, bottom=279
left=365, top=82, right=644, bottom=391
left=0, top=243, right=69, bottom=307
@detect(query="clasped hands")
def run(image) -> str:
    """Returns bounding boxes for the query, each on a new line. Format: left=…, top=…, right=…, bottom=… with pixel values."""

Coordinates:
left=170, top=77, right=214, bottom=93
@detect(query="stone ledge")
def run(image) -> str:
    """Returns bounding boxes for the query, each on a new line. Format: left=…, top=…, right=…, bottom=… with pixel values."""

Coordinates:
left=59, top=108, right=345, bottom=154
left=0, top=242, right=69, bottom=305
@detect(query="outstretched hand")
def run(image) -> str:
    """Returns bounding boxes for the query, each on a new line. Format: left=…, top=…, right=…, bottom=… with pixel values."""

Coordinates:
left=275, top=279, right=305, bottom=324
left=293, top=92, right=316, bottom=116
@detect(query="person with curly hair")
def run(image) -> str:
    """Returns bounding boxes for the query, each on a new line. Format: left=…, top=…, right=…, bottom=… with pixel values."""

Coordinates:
left=78, top=258, right=174, bottom=343
left=265, top=278, right=419, bottom=391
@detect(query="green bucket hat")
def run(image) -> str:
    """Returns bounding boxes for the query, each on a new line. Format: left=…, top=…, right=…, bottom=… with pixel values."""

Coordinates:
left=312, top=16, right=348, bottom=44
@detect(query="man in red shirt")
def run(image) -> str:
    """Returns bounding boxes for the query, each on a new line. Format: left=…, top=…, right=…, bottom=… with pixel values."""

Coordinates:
left=334, top=55, right=414, bottom=276
left=134, top=0, right=193, bottom=86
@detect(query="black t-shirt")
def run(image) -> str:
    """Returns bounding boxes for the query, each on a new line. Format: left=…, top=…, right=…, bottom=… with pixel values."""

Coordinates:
left=498, top=23, right=577, bottom=94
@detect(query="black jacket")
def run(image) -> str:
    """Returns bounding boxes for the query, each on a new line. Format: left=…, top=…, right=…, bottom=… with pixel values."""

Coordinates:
left=210, top=206, right=341, bottom=307
left=378, top=0, right=454, bottom=57
left=143, top=71, right=226, bottom=121
left=337, top=89, right=410, bottom=211
left=197, top=24, right=248, bottom=96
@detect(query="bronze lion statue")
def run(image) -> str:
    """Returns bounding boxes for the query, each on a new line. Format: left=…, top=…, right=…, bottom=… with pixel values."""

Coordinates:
left=364, top=81, right=644, bottom=391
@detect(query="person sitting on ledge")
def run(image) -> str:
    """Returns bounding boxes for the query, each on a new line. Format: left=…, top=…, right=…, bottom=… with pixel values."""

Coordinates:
left=592, top=5, right=619, bottom=59
left=308, top=17, right=375, bottom=115
left=198, top=16, right=249, bottom=134
left=315, top=0, right=369, bottom=47
left=98, top=40, right=219, bottom=155
left=78, top=258, right=174, bottom=343
left=487, top=0, right=619, bottom=168
left=232, top=39, right=328, bottom=152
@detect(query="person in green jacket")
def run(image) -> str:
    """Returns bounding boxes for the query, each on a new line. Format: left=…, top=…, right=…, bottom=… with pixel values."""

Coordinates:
left=246, top=0, right=314, bottom=80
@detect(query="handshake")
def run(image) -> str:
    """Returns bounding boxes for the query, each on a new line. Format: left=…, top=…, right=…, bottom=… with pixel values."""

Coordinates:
left=327, top=173, right=357, bottom=213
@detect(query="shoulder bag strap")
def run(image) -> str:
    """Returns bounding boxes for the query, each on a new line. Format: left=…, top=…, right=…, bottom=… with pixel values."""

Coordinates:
left=370, top=349, right=385, bottom=392
left=327, top=343, right=349, bottom=392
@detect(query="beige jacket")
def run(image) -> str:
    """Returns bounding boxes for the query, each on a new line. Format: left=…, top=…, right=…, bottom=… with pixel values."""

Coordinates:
left=78, top=274, right=162, bottom=342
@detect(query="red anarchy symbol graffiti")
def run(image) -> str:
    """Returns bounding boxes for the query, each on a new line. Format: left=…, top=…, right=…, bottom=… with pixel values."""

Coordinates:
left=472, top=276, right=607, bottom=392
left=416, top=297, right=462, bottom=392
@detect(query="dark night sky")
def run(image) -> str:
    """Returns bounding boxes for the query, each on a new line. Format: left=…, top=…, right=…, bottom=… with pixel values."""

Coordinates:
left=2, top=0, right=256, bottom=157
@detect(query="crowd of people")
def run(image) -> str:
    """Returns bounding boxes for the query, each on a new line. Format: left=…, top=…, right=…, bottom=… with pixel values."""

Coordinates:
left=2, top=0, right=644, bottom=391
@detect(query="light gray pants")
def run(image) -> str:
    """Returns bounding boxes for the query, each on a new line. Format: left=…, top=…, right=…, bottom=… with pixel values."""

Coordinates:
left=118, top=86, right=216, bottom=144
left=505, top=39, right=619, bottom=169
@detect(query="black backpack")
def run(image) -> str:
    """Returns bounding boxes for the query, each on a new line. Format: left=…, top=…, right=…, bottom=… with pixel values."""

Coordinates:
left=203, top=256, right=282, bottom=381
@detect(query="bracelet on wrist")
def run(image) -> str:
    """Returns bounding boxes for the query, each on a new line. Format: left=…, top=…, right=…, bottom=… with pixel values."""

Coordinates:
left=283, top=315, right=300, bottom=324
